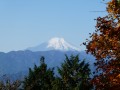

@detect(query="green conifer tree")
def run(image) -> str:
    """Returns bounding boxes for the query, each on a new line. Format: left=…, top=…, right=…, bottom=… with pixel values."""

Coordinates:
left=23, top=56, right=55, bottom=90
left=56, top=55, right=92, bottom=90
left=0, top=79, right=21, bottom=90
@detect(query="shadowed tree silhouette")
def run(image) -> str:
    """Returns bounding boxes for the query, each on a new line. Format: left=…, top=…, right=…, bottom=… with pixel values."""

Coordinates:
left=23, top=56, right=55, bottom=90
left=54, top=55, right=92, bottom=90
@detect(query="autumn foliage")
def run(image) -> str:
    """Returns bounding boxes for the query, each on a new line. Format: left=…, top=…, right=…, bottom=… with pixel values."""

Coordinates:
left=85, top=0, right=120, bottom=89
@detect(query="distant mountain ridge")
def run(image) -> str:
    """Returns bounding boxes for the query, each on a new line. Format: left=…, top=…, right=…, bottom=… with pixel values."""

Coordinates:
left=0, top=37, right=95, bottom=81
left=27, top=37, right=80, bottom=51
left=0, top=50, right=95, bottom=80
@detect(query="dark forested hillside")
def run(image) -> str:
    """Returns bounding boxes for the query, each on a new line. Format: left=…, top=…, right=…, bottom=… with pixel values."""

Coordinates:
left=0, top=50, right=95, bottom=80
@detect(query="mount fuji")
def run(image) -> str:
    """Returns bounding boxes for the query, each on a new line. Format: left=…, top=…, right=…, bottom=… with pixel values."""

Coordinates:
left=27, top=37, right=80, bottom=52
left=0, top=37, right=95, bottom=81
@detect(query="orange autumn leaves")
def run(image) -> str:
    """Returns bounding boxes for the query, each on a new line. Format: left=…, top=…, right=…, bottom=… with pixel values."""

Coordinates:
left=87, top=16, right=120, bottom=59
left=107, top=0, right=120, bottom=18
left=85, top=0, right=120, bottom=89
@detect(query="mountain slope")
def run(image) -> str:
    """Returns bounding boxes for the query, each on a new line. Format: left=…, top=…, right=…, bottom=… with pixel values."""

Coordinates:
left=0, top=38, right=95, bottom=80
left=27, top=37, right=80, bottom=51
left=0, top=50, right=95, bottom=80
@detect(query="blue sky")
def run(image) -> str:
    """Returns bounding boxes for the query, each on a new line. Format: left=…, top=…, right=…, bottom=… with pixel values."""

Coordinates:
left=0, top=0, right=108, bottom=52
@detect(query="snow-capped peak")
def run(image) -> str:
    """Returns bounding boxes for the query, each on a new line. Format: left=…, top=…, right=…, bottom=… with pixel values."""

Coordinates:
left=27, top=37, right=80, bottom=51
left=47, top=37, right=80, bottom=51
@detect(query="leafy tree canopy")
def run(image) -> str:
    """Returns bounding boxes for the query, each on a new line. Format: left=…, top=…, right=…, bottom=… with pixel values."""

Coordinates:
left=85, top=0, right=120, bottom=89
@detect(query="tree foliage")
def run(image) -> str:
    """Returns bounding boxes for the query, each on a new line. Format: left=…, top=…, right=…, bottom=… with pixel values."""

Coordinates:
left=85, top=0, right=120, bottom=89
left=23, top=55, right=92, bottom=90
left=0, top=79, right=21, bottom=90
left=56, top=55, right=92, bottom=90
left=23, top=56, right=55, bottom=90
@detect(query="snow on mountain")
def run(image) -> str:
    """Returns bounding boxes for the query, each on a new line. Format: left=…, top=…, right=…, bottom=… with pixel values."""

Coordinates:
left=27, top=37, right=80, bottom=52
